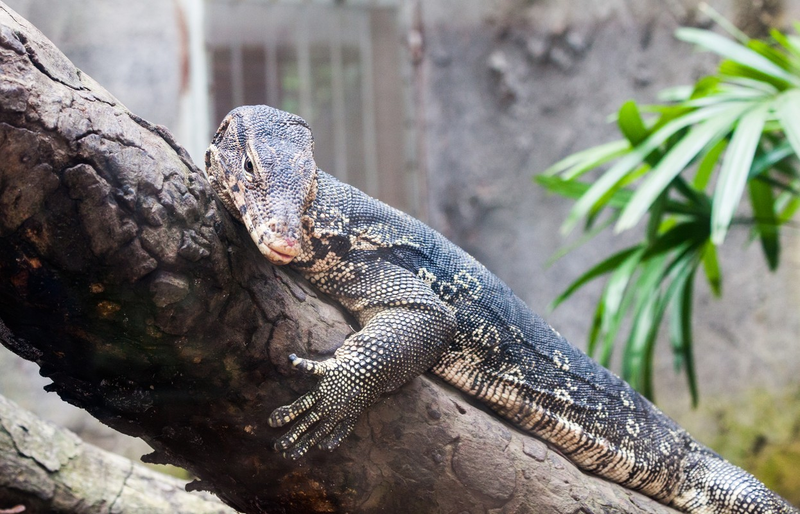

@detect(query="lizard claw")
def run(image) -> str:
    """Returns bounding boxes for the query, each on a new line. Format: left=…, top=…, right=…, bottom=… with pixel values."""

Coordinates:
left=278, top=416, right=357, bottom=459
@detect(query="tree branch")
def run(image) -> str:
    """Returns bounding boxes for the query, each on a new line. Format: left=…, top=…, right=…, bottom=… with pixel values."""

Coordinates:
left=0, top=393, right=235, bottom=514
left=0, top=3, right=678, bottom=513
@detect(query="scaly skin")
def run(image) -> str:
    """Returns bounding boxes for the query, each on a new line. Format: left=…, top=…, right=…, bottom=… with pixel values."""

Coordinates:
left=205, top=105, right=798, bottom=514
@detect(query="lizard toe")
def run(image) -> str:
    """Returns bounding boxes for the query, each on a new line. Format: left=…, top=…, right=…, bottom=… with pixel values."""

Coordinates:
left=285, top=419, right=339, bottom=459
left=274, top=410, right=321, bottom=451
left=318, top=417, right=357, bottom=451
left=268, top=390, right=317, bottom=428
left=289, top=353, right=328, bottom=376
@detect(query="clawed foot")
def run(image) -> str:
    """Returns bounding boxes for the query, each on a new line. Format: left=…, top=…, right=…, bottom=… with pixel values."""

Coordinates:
left=268, top=353, right=376, bottom=460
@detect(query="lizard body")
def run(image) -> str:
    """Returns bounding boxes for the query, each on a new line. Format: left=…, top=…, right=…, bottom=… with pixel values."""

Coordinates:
left=205, top=105, right=797, bottom=514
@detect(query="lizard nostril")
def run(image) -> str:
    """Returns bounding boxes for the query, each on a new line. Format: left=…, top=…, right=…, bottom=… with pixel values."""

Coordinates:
left=268, top=221, right=278, bottom=233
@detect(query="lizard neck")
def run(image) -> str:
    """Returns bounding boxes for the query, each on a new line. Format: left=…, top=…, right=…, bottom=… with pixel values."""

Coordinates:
left=292, top=170, right=353, bottom=272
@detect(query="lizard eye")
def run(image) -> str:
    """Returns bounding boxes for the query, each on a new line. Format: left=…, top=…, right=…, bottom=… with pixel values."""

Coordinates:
left=243, top=155, right=255, bottom=182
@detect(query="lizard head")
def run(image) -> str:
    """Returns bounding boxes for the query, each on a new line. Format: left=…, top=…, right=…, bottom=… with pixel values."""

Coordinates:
left=205, top=105, right=317, bottom=265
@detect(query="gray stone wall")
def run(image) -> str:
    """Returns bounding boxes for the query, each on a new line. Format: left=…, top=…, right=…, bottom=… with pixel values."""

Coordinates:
left=5, top=0, right=182, bottom=128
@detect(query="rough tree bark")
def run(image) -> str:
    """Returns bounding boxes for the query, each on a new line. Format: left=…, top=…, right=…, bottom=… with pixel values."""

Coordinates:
left=0, top=4, right=680, bottom=513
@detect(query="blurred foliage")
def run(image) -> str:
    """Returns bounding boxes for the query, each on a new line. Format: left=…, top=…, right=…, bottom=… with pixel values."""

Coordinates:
left=537, top=23, right=800, bottom=405
left=705, top=388, right=800, bottom=503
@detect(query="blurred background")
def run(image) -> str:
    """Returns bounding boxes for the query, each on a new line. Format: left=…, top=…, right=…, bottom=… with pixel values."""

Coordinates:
left=2, top=0, right=799, bottom=501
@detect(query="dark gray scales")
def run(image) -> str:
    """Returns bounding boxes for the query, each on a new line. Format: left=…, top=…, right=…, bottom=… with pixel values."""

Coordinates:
left=205, top=105, right=798, bottom=514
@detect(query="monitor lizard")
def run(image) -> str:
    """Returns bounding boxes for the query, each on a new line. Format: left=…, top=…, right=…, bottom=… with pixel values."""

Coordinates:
left=204, top=105, right=797, bottom=514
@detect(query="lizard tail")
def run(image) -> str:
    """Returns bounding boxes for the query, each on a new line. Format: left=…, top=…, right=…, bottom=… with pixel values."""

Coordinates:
left=670, top=449, right=799, bottom=514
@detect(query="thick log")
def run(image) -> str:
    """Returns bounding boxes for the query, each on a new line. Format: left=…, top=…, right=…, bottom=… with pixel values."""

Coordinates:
left=0, top=3, right=679, bottom=513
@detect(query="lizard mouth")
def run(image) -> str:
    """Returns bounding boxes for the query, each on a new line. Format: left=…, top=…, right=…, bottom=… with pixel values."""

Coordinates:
left=263, top=240, right=300, bottom=265
left=241, top=213, right=300, bottom=265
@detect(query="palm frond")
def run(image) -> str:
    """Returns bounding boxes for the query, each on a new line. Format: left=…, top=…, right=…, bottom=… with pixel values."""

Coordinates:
left=536, top=23, right=800, bottom=402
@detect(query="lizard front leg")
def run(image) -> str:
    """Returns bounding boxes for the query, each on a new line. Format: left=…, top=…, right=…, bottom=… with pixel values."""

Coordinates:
left=268, top=262, right=456, bottom=459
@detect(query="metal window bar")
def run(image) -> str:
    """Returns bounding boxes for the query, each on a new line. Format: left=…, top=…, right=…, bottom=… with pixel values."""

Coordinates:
left=330, top=9, right=348, bottom=184
left=358, top=11, right=379, bottom=198
left=230, top=43, right=244, bottom=108
left=265, top=41, right=279, bottom=107
left=296, top=7, right=313, bottom=123
left=205, top=1, right=411, bottom=212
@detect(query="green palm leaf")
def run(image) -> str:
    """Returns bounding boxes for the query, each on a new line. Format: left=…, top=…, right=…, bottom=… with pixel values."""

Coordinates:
left=563, top=102, right=745, bottom=234
left=616, top=102, right=752, bottom=232
left=775, top=89, right=800, bottom=157
left=710, top=102, right=770, bottom=244
left=676, top=27, right=799, bottom=87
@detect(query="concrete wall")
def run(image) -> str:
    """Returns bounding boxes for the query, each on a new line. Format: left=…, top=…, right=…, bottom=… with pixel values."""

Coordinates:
left=5, top=0, right=183, bottom=128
